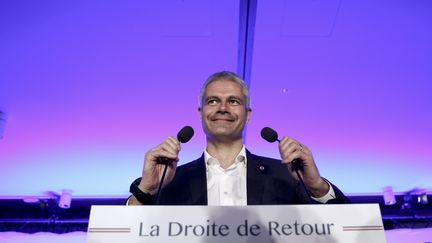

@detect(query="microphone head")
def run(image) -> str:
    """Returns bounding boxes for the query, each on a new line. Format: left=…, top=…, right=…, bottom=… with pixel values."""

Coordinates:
left=261, top=127, right=278, bottom=143
left=177, top=126, right=194, bottom=143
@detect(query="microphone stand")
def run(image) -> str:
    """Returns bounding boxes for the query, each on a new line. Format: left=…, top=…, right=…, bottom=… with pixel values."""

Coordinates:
left=155, top=160, right=170, bottom=203
left=291, top=160, right=312, bottom=200
left=154, top=157, right=175, bottom=204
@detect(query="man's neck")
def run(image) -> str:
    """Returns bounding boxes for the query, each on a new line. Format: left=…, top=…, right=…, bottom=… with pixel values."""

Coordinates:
left=206, top=139, right=244, bottom=169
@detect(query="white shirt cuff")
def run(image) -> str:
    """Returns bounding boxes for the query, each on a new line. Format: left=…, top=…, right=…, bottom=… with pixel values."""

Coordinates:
left=310, top=181, right=336, bottom=203
left=125, top=196, right=132, bottom=205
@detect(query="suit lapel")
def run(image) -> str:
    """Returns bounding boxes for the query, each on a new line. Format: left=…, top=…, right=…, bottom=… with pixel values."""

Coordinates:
left=187, top=154, right=208, bottom=205
left=246, top=150, right=267, bottom=205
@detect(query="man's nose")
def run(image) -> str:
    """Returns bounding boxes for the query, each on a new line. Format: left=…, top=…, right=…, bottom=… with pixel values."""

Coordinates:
left=217, top=101, right=228, bottom=112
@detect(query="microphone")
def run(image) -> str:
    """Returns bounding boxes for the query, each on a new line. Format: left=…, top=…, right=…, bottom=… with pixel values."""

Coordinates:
left=261, top=127, right=280, bottom=143
left=155, top=126, right=194, bottom=202
left=156, top=126, right=194, bottom=164
left=177, top=125, right=194, bottom=143
left=261, top=127, right=301, bottom=169
left=260, top=127, right=312, bottom=199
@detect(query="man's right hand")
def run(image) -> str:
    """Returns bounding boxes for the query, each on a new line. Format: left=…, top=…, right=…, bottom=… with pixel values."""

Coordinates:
left=135, top=136, right=181, bottom=198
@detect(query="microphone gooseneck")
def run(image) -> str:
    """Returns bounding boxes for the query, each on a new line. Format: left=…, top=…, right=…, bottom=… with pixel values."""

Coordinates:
left=155, top=126, right=194, bottom=203
left=260, top=127, right=312, bottom=200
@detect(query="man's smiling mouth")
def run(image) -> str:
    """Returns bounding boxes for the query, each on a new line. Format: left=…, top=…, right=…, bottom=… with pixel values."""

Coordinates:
left=211, top=117, right=235, bottom=122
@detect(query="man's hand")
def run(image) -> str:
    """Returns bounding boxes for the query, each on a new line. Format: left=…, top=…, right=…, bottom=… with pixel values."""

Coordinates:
left=278, top=136, right=329, bottom=197
left=139, top=136, right=181, bottom=195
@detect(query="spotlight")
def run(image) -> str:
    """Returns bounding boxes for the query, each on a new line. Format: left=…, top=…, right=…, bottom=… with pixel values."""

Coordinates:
left=58, top=189, right=73, bottom=209
left=417, top=190, right=428, bottom=205
left=44, top=189, right=73, bottom=209
left=383, top=186, right=396, bottom=205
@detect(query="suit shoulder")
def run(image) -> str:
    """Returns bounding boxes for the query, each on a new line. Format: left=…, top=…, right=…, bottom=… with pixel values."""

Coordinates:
left=174, top=156, right=204, bottom=174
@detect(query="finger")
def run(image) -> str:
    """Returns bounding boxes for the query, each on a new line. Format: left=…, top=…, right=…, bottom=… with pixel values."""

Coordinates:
left=279, top=140, right=297, bottom=155
left=159, top=139, right=181, bottom=156
left=157, top=148, right=179, bottom=160
left=279, top=137, right=305, bottom=160
left=299, top=144, right=312, bottom=156
left=159, top=140, right=180, bottom=154
left=148, top=147, right=179, bottom=161
left=281, top=151, right=303, bottom=165
left=279, top=136, right=305, bottom=148
left=279, top=137, right=293, bottom=153
left=279, top=136, right=295, bottom=147
left=166, top=136, right=181, bottom=151
left=279, top=137, right=302, bottom=152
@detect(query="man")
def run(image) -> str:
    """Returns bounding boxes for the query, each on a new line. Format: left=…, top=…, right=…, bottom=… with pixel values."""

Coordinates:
left=128, top=71, right=348, bottom=205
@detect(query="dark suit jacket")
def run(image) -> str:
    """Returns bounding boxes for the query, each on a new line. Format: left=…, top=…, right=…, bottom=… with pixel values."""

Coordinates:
left=156, top=150, right=349, bottom=205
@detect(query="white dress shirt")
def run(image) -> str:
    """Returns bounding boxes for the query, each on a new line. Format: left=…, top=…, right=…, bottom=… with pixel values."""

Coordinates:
left=205, top=147, right=248, bottom=205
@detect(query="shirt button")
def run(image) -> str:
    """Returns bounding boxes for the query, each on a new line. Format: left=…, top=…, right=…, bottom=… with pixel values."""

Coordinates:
left=224, top=191, right=228, bottom=195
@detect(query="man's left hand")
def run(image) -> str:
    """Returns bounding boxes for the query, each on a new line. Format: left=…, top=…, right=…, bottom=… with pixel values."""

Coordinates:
left=278, top=136, right=329, bottom=198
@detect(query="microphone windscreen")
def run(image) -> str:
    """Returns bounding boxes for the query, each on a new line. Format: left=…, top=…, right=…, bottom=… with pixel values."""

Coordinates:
left=177, top=126, right=194, bottom=143
left=261, top=127, right=278, bottom=143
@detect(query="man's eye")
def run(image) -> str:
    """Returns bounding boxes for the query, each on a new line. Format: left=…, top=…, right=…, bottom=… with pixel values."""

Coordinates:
left=229, top=99, right=241, bottom=105
left=207, top=99, right=218, bottom=105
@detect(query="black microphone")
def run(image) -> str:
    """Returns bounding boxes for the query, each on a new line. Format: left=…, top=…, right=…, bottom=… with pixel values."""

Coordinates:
left=177, top=125, right=194, bottom=143
left=156, top=126, right=194, bottom=164
left=260, top=127, right=312, bottom=199
left=261, top=127, right=280, bottom=143
left=155, top=126, right=194, bottom=202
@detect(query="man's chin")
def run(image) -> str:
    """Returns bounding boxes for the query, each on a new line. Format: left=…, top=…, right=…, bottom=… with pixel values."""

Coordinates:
left=206, top=129, right=243, bottom=141
left=211, top=125, right=234, bottom=133
left=210, top=130, right=231, bottom=137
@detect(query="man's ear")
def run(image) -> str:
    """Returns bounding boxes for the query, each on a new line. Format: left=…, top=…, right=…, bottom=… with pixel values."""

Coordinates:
left=246, top=108, right=252, bottom=123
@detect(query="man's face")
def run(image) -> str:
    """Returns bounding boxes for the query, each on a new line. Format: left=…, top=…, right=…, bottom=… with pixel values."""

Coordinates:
left=199, top=79, right=251, bottom=142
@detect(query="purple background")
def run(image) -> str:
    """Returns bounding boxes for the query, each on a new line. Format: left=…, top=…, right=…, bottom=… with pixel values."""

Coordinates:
left=1, top=0, right=431, bottom=197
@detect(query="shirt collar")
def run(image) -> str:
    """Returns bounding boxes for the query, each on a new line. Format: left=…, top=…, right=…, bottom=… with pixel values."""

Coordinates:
left=204, top=145, right=247, bottom=167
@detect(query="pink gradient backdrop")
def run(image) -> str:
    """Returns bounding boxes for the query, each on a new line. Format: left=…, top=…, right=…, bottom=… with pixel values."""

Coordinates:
left=0, top=0, right=431, bottom=197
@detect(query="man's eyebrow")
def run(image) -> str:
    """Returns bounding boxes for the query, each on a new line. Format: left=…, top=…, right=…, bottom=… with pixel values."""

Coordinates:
left=228, top=95, right=242, bottom=100
left=204, top=95, right=243, bottom=101
left=205, top=96, right=220, bottom=101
